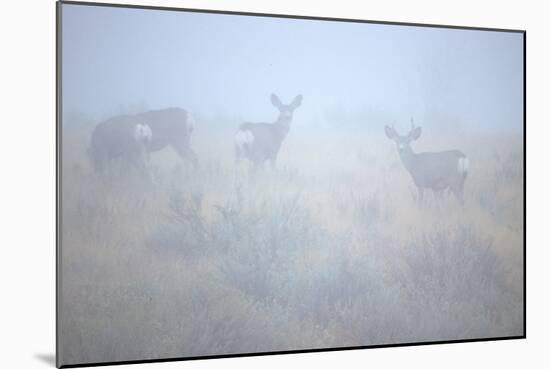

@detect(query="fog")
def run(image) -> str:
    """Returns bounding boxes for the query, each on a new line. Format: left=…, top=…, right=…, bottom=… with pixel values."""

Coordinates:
left=62, top=4, right=523, bottom=132
left=59, top=3, right=524, bottom=367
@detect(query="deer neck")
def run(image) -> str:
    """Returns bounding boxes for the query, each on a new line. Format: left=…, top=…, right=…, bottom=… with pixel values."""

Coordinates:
left=273, top=117, right=291, bottom=139
left=398, top=148, right=417, bottom=172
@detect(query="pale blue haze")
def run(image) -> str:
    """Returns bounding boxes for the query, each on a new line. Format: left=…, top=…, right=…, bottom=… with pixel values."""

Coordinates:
left=62, top=4, right=523, bottom=131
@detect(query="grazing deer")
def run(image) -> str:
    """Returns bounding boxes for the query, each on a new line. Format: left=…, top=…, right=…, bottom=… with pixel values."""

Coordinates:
left=89, top=107, right=197, bottom=174
left=384, top=120, right=469, bottom=203
left=234, top=93, right=302, bottom=171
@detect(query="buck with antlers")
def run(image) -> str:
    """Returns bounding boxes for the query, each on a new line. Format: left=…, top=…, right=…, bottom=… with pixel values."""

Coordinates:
left=384, top=119, right=469, bottom=203
left=234, top=93, right=302, bottom=172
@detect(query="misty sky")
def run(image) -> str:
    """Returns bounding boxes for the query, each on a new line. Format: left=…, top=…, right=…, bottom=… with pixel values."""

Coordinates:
left=62, top=4, right=523, bottom=131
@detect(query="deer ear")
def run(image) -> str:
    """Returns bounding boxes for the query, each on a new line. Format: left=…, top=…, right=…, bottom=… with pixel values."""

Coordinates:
left=409, top=126, right=422, bottom=140
left=384, top=125, right=396, bottom=139
left=291, top=94, right=303, bottom=109
left=271, top=94, right=282, bottom=109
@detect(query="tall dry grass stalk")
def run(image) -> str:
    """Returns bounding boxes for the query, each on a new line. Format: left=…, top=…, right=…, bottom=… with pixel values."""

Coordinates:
left=60, top=117, right=523, bottom=365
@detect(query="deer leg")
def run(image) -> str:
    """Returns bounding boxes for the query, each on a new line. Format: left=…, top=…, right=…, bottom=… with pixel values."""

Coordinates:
left=247, top=160, right=261, bottom=184
left=454, top=184, right=465, bottom=206
left=233, top=146, right=242, bottom=187
left=142, top=150, right=156, bottom=185
left=417, top=187, right=424, bottom=205
left=124, top=151, right=146, bottom=182
left=187, top=149, right=199, bottom=170
left=137, top=152, right=152, bottom=181
left=89, top=149, right=106, bottom=175
left=434, top=189, right=446, bottom=210
left=234, top=145, right=242, bottom=164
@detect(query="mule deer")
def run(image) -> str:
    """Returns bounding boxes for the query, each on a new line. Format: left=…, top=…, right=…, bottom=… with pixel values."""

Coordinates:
left=90, top=107, right=197, bottom=174
left=234, top=93, right=302, bottom=171
left=384, top=120, right=469, bottom=202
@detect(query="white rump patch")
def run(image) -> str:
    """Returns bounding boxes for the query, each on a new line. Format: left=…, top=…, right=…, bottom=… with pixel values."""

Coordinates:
left=235, top=130, right=254, bottom=149
left=457, top=157, right=470, bottom=175
left=134, top=123, right=152, bottom=145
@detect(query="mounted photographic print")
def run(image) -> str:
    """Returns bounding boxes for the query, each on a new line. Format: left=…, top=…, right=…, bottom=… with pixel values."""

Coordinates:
left=57, top=1, right=525, bottom=367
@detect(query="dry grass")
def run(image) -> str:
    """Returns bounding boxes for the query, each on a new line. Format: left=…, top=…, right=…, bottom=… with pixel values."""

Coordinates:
left=59, top=116, right=524, bottom=365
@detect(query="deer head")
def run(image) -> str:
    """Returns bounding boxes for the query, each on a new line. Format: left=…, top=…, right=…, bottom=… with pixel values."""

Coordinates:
left=384, top=118, right=422, bottom=154
left=271, top=93, right=302, bottom=124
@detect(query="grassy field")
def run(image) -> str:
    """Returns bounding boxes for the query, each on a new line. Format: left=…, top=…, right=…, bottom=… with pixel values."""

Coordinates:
left=60, top=114, right=524, bottom=365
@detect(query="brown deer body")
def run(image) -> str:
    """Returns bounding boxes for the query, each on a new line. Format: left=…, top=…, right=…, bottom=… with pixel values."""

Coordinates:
left=384, top=121, right=469, bottom=202
left=90, top=107, right=197, bottom=173
left=234, top=94, right=302, bottom=171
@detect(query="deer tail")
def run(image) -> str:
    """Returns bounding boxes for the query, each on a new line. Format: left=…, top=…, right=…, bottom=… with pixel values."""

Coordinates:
left=234, top=130, right=254, bottom=149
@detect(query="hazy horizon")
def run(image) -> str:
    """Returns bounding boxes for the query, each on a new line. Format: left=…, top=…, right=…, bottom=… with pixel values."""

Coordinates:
left=62, top=4, right=523, bottom=133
